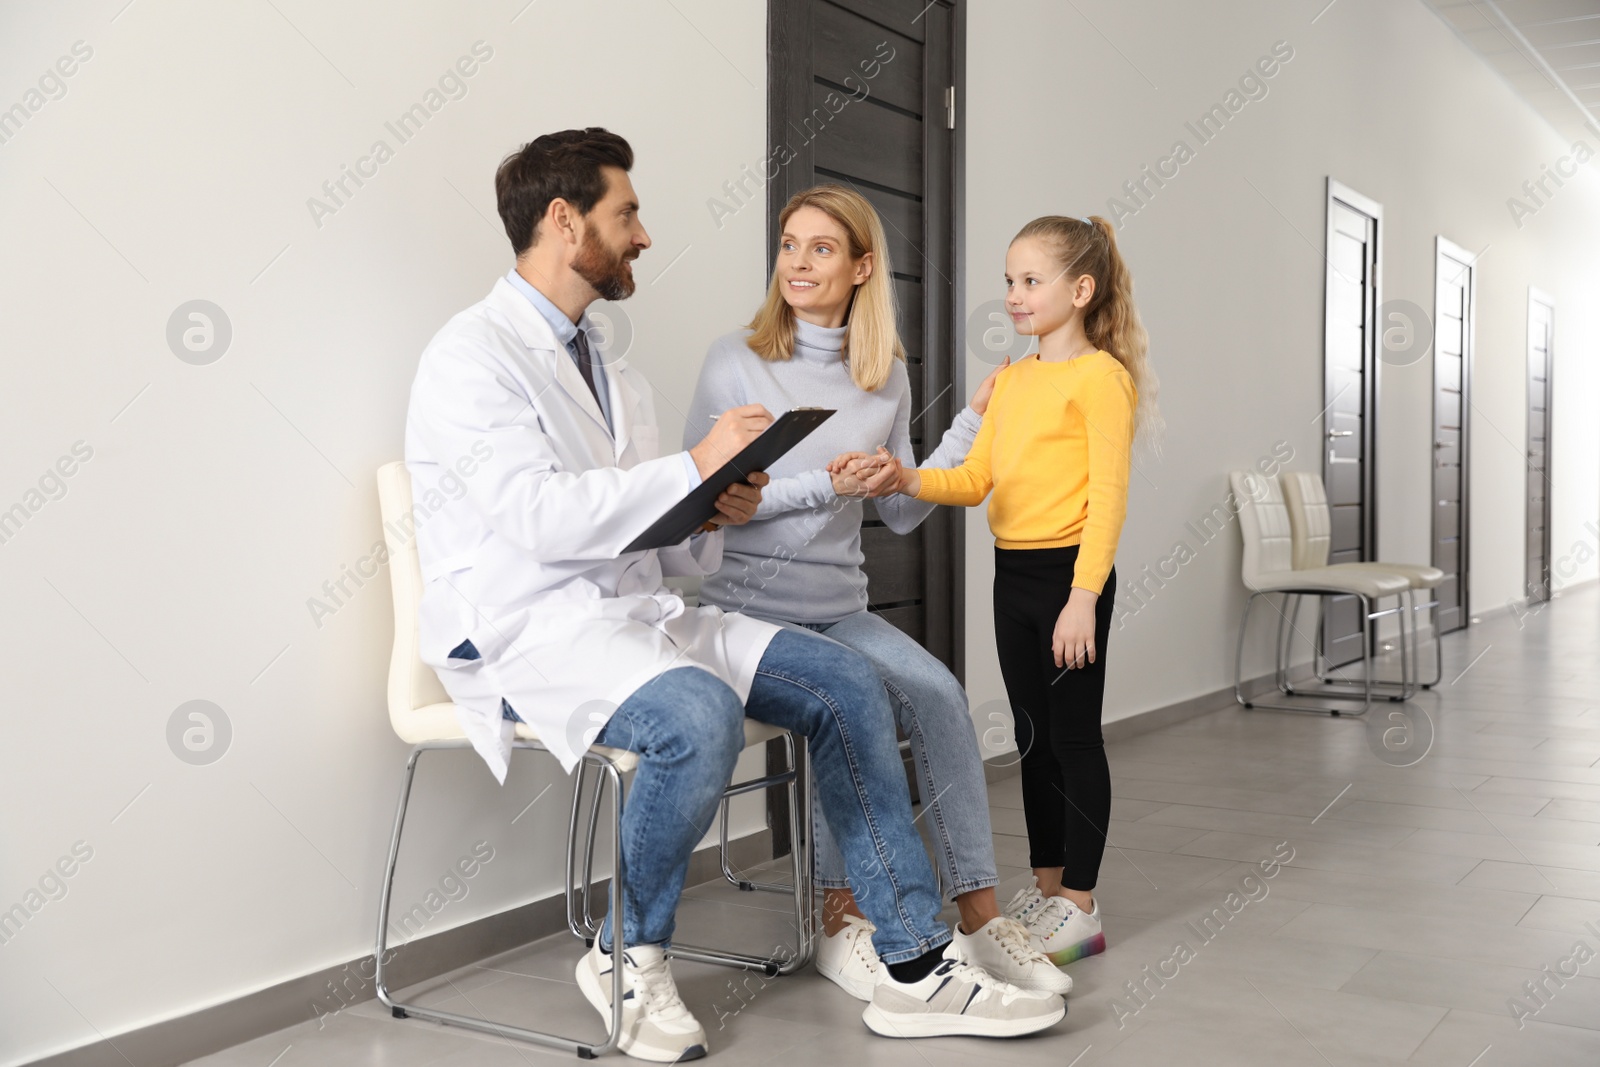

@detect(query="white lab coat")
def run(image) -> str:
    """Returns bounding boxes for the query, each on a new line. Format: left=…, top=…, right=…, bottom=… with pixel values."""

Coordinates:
left=404, top=276, right=780, bottom=783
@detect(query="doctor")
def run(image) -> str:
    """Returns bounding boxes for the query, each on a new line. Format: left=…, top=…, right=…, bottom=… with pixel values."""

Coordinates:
left=404, top=128, right=1062, bottom=1061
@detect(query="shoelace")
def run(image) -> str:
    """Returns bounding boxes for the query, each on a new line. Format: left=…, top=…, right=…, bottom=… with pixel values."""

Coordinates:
left=631, top=956, right=694, bottom=1021
left=842, top=915, right=881, bottom=972
left=1004, top=885, right=1045, bottom=925
left=988, top=917, right=1044, bottom=964
left=1037, top=896, right=1077, bottom=931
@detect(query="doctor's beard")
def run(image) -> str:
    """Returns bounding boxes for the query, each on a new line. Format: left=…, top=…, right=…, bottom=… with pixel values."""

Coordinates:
left=573, top=228, right=637, bottom=301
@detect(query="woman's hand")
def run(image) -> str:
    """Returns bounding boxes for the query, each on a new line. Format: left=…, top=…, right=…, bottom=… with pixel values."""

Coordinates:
left=970, top=355, right=1011, bottom=416
left=1051, top=587, right=1099, bottom=670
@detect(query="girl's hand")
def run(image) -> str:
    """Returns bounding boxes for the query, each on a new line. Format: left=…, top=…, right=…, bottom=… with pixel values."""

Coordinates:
left=970, top=356, right=1011, bottom=416
left=1052, top=588, right=1099, bottom=670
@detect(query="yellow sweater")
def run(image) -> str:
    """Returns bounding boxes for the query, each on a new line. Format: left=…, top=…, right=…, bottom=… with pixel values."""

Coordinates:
left=915, top=350, right=1137, bottom=595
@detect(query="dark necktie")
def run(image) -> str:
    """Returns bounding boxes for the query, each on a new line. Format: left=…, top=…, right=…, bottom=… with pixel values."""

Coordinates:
left=569, top=329, right=603, bottom=413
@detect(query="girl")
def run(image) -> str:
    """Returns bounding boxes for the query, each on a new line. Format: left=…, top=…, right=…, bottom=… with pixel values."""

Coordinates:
left=866, top=214, right=1159, bottom=965
left=684, top=185, right=1070, bottom=997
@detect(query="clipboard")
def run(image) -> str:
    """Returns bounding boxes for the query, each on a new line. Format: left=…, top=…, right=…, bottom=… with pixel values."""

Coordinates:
left=622, top=407, right=836, bottom=553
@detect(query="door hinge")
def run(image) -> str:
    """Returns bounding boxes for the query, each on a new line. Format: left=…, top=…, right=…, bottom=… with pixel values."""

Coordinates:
left=945, top=86, right=956, bottom=130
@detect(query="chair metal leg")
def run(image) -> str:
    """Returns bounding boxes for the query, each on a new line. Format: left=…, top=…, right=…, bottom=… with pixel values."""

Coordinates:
left=1273, top=593, right=1299, bottom=695
left=377, top=743, right=626, bottom=1058
left=1238, top=589, right=1378, bottom=716
left=574, top=732, right=814, bottom=978
left=1234, top=591, right=1262, bottom=708
left=1420, top=592, right=1442, bottom=687
left=566, top=760, right=599, bottom=940
left=1313, top=588, right=1432, bottom=697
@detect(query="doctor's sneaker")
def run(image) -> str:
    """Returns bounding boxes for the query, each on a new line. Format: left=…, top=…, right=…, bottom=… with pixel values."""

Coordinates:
left=952, top=916, right=1073, bottom=996
left=1031, top=895, right=1106, bottom=966
left=576, top=940, right=708, bottom=1062
left=815, top=913, right=882, bottom=1001
left=861, top=945, right=1065, bottom=1039
left=1002, top=883, right=1047, bottom=927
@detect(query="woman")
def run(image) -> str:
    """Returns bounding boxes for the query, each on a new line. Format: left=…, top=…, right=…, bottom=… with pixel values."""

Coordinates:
left=683, top=185, right=1070, bottom=997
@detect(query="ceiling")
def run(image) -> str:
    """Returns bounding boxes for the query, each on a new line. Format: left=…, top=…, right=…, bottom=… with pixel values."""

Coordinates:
left=1419, top=0, right=1600, bottom=146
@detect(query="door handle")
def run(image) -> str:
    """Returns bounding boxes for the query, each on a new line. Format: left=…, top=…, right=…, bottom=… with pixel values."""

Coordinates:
left=1327, top=430, right=1354, bottom=439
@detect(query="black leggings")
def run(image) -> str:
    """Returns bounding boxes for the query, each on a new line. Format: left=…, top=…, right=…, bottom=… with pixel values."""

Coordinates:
left=993, top=545, right=1116, bottom=890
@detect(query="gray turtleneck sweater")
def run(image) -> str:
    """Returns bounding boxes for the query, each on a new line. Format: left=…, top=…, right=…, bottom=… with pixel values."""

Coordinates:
left=683, top=319, right=981, bottom=624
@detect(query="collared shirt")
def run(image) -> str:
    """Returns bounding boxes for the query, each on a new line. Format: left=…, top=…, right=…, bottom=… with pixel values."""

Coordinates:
left=505, top=268, right=614, bottom=432
left=503, top=268, right=703, bottom=492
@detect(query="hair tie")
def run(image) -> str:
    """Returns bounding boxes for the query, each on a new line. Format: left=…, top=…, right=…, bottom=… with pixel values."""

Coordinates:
left=1080, top=215, right=1095, bottom=227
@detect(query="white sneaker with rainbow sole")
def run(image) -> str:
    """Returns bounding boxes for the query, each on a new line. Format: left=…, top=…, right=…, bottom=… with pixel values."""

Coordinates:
left=1029, top=895, right=1105, bottom=966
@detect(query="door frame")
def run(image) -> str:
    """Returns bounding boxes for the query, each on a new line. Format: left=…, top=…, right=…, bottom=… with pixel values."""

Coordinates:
left=1434, top=235, right=1476, bottom=631
left=1527, top=284, right=1555, bottom=601
left=1323, top=178, right=1382, bottom=567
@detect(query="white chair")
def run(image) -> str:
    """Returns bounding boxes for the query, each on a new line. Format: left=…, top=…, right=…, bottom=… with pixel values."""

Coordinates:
left=371, top=461, right=813, bottom=1057
left=1230, top=470, right=1412, bottom=716
left=1279, top=471, right=1445, bottom=694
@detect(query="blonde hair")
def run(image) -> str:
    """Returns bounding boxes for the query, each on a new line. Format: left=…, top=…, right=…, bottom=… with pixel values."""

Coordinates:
left=1014, top=215, right=1165, bottom=449
left=745, top=185, right=904, bottom=392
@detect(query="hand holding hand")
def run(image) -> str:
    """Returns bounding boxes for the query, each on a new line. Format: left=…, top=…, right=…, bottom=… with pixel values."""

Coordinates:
left=830, top=448, right=901, bottom=498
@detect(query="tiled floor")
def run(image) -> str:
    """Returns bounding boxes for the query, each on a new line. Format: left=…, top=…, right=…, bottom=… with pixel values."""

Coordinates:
left=188, top=585, right=1600, bottom=1065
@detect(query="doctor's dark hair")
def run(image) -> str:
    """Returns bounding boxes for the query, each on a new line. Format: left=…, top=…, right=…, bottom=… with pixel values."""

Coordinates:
left=495, top=128, right=634, bottom=255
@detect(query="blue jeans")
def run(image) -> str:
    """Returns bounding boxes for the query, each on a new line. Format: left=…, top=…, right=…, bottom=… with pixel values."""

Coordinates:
left=582, top=628, right=950, bottom=965
left=766, top=611, right=998, bottom=900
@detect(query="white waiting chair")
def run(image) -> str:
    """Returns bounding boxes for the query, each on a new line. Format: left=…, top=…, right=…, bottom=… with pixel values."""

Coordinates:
left=1230, top=470, right=1412, bottom=716
left=1279, top=471, right=1445, bottom=694
left=371, top=461, right=813, bottom=1057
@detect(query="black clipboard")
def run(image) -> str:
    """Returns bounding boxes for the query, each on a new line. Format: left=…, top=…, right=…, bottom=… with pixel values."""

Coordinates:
left=623, top=407, right=836, bottom=553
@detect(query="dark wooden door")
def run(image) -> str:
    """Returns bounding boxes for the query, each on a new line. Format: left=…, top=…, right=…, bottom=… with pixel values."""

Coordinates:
left=1527, top=288, right=1555, bottom=601
left=1432, top=237, right=1475, bottom=634
left=768, top=0, right=961, bottom=671
left=765, top=0, right=962, bottom=848
left=1322, top=180, right=1382, bottom=666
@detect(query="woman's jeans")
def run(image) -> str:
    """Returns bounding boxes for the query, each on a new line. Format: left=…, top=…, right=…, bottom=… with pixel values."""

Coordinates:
left=567, top=627, right=951, bottom=965
left=761, top=609, right=999, bottom=902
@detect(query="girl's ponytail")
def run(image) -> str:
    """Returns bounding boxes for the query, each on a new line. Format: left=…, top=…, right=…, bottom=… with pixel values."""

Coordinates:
left=1014, top=215, right=1165, bottom=451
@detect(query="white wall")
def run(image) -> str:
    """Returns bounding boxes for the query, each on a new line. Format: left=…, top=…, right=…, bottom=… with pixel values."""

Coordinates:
left=963, top=0, right=1600, bottom=743
left=0, top=2, right=768, bottom=1062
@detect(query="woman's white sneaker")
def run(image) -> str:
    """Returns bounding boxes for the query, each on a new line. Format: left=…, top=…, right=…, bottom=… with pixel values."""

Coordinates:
left=575, top=940, right=708, bottom=1062
left=815, top=913, right=882, bottom=1001
left=952, top=916, right=1073, bottom=995
left=862, top=943, right=1065, bottom=1039
left=1031, top=895, right=1106, bottom=966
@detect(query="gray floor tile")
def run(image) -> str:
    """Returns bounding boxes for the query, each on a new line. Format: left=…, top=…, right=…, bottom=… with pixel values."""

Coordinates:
left=1515, top=893, right=1600, bottom=935
left=1340, top=950, right=1600, bottom=1030
left=1459, top=858, right=1600, bottom=900
left=1273, top=903, right=1600, bottom=977
left=1208, top=861, right=1541, bottom=925
left=1403, top=1007, right=1600, bottom=1066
